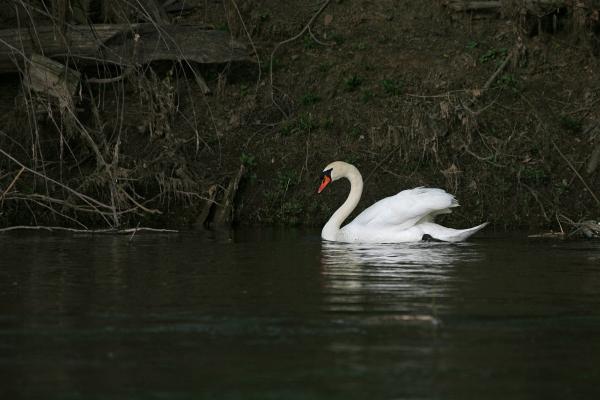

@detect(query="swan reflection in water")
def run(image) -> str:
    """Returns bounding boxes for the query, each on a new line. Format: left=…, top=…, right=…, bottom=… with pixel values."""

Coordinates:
left=321, top=240, right=480, bottom=267
left=320, top=241, right=483, bottom=317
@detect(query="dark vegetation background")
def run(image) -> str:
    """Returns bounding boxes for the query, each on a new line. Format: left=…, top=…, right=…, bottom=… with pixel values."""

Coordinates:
left=0, top=0, right=599, bottom=233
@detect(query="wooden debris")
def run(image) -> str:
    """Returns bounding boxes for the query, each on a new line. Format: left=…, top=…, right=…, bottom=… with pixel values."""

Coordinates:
left=528, top=221, right=600, bottom=239
left=194, top=165, right=246, bottom=229
left=138, top=0, right=170, bottom=24
left=573, top=220, right=600, bottom=238
left=213, top=164, right=246, bottom=227
left=0, top=167, right=25, bottom=202
left=552, top=140, right=600, bottom=206
left=586, top=142, right=600, bottom=175
left=445, top=0, right=568, bottom=13
left=195, top=184, right=219, bottom=228
left=22, top=53, right=81, bottom=109
left=163, top=0, right=196, bottom=15
left=528, top=231, right=566, bottom=239
left=446, top=1, right=502, bottom=12
left=482, top=46, right=516, bottom=91
left=0, top=225, right=178, bottom=234
left=0, top=24, right=252, bottom=74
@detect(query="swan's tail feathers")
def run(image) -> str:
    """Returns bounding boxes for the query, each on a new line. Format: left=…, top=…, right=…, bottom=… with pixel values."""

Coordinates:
left=423, top=222, right=488, bottom=242
left=446, top=222, right=489, bottom=242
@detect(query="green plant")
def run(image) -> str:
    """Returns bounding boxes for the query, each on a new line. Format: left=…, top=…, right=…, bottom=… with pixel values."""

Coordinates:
left=377, top=35, right=389, bottom=45
left=280, top=113, right=319, bottom=136
left=521, top=166, right=549, bottom=184
left=559, top=115, right=582, bottom=133
left=275, top=169, right=298, bottom=192
left=264, top=58, right=284, bottom=73
left=303, top=35, right=317, bottom=49
left=330, top=33, right=345, bottom=45
left=361, top=90, right=373, bottom=103
left=466, top=40, right=479, bottom=49
left=301, top=93, right=321, bottom=106
left=280, top=119, right=294, bottom=136
left=280, top=200, right=303, bottom=217
left=240, top=152, right=256, bottom=168
left=344, top=75, right=362, bottom=91
left=498, top=73, right=519, bottom=92
left=355, top=42, right=368, bottom=51
left=318, top=62, right=333, bottom=73
left=479, top=47, right=507, bottom=64
left=321, top=116, right=334, bottom=130
left=240, top=83, right=249, bottom=96
left=297, top=113, right=319, bottom=132
left=381, top=78, right=403, bottom=96
left=479, top=49, right=496, bottom=63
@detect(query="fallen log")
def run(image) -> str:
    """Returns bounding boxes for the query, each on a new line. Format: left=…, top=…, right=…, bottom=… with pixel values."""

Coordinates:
left=0, top=23, right=252, bottom=74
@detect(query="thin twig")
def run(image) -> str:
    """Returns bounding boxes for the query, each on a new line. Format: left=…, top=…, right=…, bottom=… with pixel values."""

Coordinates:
left=4, top=193, right=140, bottom=216
left=522, top=183, right=550, bottom=222
left=87, top=68, right=134, bottom=84
left=120, top=188, right=162, bottom=214
left=23, top=197, right=89, bottom=229
left=555, top=213, right=564, bottom=234
left=129, top=221, right=141, bottom=241
left=0, top=146, right=114, bottom=211
left=482, top=47, right=515, bottom=91
left=0, top=167, right=25, bottom=201
left=552, top=140, right=600, bottom=206
left=269, top=0, right=331, bottom=112
left=230, top=0, right=261, bottom=90
left=0, top=225, right=178, bottom=234
left=365, top=144, right=402, bottom=183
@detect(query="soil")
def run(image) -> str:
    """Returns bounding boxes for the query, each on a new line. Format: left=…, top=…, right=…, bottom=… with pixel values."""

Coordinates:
left=1, top=0, right=600, bottom=232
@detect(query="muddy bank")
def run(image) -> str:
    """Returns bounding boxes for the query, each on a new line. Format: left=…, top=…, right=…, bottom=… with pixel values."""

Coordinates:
left=0, top=0, right=599, bottom=233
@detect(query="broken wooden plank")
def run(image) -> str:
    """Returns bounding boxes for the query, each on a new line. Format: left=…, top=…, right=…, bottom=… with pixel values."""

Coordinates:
left=0, top=24, right=252, bottom=74
left=23, top=53, right=81, bottom=109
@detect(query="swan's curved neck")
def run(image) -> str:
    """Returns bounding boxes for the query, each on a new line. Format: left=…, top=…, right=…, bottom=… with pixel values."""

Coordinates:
left=322, top=166, right=363, bottom=241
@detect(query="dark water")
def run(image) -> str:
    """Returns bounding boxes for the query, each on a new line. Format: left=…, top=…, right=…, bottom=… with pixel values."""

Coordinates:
left=1, top=229, right=600, bottom=399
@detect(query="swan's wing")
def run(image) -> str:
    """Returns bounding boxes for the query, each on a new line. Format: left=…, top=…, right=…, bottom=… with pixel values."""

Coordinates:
left=348, top=187, right=458, bottom=229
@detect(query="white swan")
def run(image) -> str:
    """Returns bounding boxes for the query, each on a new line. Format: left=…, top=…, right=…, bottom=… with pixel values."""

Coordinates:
left=317, top=161, right=488, bottom=243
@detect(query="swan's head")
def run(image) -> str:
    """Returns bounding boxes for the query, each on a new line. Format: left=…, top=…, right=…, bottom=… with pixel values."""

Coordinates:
left=318, top=161, right=352, bottom=193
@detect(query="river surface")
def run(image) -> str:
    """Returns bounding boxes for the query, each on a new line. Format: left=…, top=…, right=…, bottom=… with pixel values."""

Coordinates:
left=1, top=229, right=600, bottom=399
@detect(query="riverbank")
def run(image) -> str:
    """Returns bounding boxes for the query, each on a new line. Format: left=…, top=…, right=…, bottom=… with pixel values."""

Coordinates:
left=0, top=1, right=599, bottom=232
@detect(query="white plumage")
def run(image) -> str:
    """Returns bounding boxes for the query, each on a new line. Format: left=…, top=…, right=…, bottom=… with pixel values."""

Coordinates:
left=318, top=161, right=487, bottom=243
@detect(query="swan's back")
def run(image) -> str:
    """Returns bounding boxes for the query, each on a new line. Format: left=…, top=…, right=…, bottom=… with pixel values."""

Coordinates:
left=348, top=187, right=458, bottom=230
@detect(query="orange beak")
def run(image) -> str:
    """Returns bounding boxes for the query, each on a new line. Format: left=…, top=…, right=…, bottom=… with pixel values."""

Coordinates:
left=318, top=175, right=331, bottom=193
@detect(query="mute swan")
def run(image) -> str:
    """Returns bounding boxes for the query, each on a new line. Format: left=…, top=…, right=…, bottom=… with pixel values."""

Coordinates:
left=317, top=161, right=488, bottom=243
